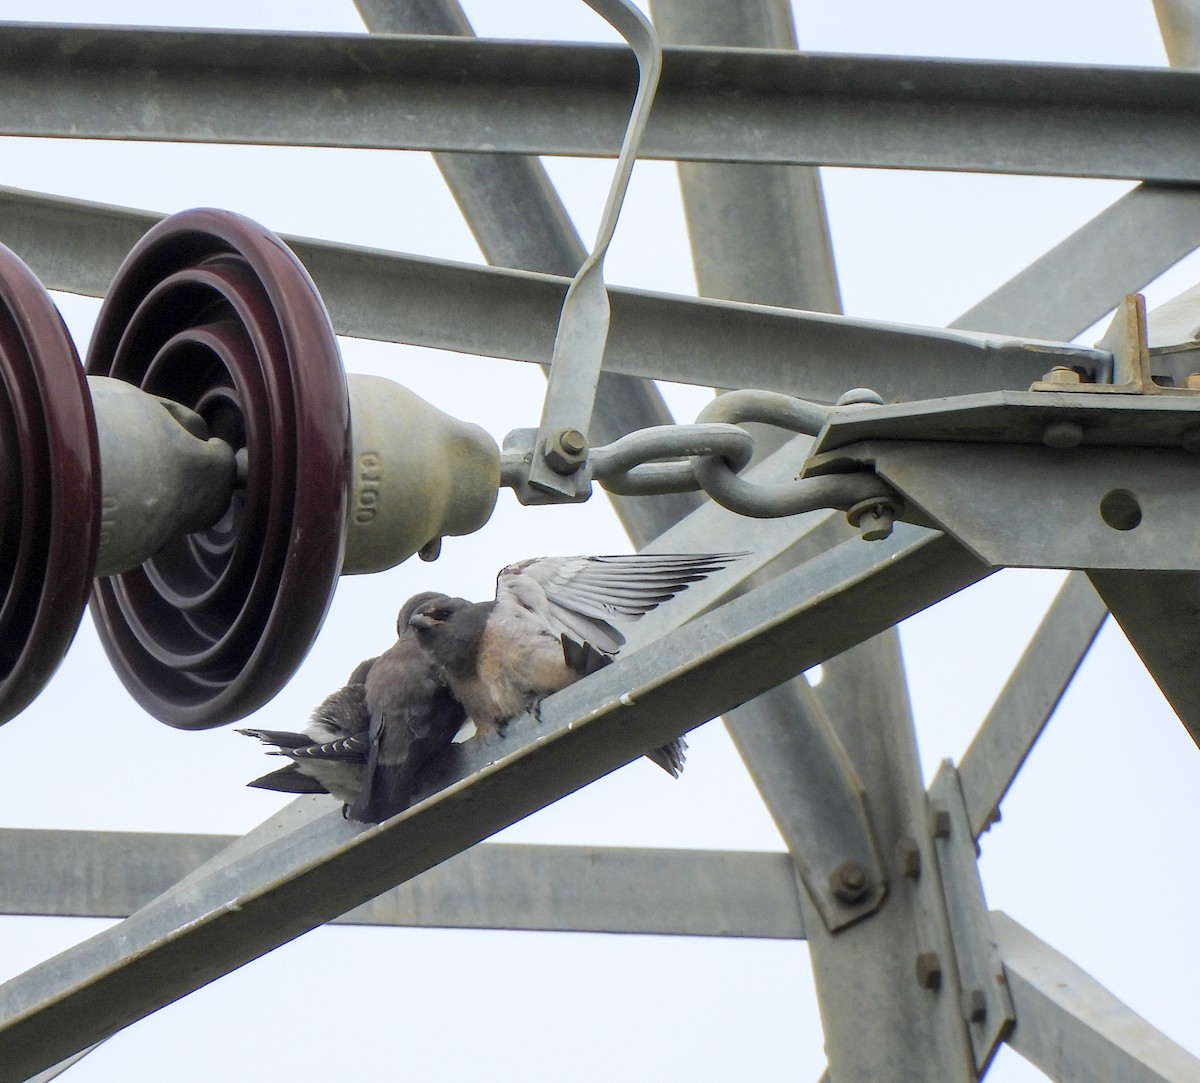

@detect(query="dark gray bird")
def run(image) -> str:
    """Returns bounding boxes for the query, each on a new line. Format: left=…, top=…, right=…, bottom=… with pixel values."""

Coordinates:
left=408, top=552, right=743, bottom=774
left=238, top=591, right=465, bottom=823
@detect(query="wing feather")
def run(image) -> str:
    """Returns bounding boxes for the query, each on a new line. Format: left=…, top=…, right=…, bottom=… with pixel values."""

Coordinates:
left=495, top=552, right=744, bottom=654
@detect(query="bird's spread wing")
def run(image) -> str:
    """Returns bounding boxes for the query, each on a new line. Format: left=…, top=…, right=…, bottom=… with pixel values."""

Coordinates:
left=495, top=552, right=745, bottom=654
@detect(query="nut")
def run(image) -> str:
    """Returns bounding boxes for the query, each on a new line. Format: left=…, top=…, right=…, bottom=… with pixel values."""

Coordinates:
left=542, top=428, right=589, bottom=475
left=930, top=803, right=952, bottom=840
left=1042, top=365, right=1082, bottom=385
left=829, top=860, right=869, bottom=904
left=895, top=836, right=921, bottom=879
left=916, top=951, right=943, bottom=990
left=962, top=988, right=987, bottom=1023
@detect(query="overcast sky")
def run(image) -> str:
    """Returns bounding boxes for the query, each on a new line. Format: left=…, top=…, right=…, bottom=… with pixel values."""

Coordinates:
left=0, top=2, right=1197, bottom=1081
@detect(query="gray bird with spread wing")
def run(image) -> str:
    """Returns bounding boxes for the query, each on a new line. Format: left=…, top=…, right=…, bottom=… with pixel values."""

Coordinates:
left=241, top=553, right=741, bottom=820
left=408, top=552, right=743, bottom=774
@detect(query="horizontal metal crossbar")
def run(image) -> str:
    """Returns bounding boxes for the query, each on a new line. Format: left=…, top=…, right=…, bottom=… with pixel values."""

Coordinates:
left=1, top=26, right=1200, bottom=181
left=0, top=830, right=806, bottom=939
left=0, top=187, right=1105, bottom=403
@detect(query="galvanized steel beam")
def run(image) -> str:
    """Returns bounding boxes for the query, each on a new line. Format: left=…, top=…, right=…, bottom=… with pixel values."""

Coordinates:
left=649, top=0, right=842, bottom=315
left=996, top=912, right=1200, bottom=1081
left=0, top=829, right=805, bottom=939
left=957, top=571, right=1108, bottom=839
left=0, top=187, right=1097, bottom=402
left=927, top=763, right=1015, bottom=1073
left=1156, top=0, right=1200, bottom=67
left=802, top=634, right=979, bottom=1080
left=3, top=26, right=1200, bottom=181
left=951, top=184, right=1200, bottom=341
left=0, top=525, right=989, bottom=1081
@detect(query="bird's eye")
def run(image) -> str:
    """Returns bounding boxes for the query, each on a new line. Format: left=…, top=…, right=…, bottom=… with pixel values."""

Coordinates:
left=432, top=608, right=453, bottom=620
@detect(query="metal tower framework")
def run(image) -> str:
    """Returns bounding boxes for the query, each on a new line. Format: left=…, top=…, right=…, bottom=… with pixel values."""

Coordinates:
left=0, top=1, right=1199, bottom=1080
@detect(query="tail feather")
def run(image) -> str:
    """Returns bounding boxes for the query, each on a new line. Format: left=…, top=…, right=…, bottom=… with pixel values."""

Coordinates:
left=645, top=737, right=687, bottom=779
left=246, top=764, right=329, bottom=794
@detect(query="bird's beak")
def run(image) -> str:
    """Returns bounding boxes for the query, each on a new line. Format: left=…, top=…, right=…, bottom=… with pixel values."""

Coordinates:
left=408, top=613, right=438, bottom=630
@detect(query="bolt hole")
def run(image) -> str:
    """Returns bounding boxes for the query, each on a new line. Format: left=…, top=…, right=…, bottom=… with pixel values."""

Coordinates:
left=1099, top=489, right=1142, bottom=531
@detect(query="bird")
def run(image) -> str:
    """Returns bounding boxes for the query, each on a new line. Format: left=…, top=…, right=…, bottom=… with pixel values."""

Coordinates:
left=408, top=552, right=744, bottom=774
left=238, top=591, right=466, bottom=823
left=240, top=552, right=742, bottom=821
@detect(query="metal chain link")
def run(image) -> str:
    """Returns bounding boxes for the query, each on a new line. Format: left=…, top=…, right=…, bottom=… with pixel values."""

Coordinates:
left=501, top=386, right=903, bottom=537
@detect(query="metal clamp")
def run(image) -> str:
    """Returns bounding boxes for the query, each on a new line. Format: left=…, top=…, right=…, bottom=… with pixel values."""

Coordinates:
left=526, top=0, right=663, bottom=498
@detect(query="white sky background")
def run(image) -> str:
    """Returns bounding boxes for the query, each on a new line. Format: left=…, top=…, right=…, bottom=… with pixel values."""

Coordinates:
left=0, top=1, right=1197, bottom=1081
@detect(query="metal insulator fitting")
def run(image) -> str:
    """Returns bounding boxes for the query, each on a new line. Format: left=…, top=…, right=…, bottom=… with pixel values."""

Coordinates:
left=916, top=951, right=943, bottom=990
left=543, top=428, right=589, bottom=475
left=895, top=836, right=922, bottom=879
left=846, top=497, right=899, bottom=541
left=1042, top=365, right=1083, bottom=385
left=1042, top=420, right=1084, bottom=449
left=962, top=988, right=987, bottom=1023
left=930, top=803, right=952, bottom=840
left=829, top=860, right=869, bottom=904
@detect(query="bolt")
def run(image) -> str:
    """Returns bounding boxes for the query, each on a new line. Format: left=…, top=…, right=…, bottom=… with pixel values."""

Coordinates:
left=1042, top=365, right=1082, bottom=385
left=962, top=988, right=987, bottom=1023
left=896, top=836, right=921, bottom=879
left=916, top=951, right=943, bottom=991
left=846, top=498, right=899, bottom=542
left=930, top=803, right=952, bottom=840
left=1042, top=420, right=1083, bottom=449
left=1186, top=373, right=1200, bottom=391
left=829, top=860, right=869, bottom=904
left=543, top=428, right=589, bottom=475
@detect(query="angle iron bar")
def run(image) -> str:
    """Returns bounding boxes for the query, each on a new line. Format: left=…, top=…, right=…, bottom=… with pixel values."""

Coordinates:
left=0, top=525, right=989, bottom=1080
left=2, top=26, right=1200, bottom=181
left=951, top=184, right=1200, bottom=342
left=0, top=188, right=1106, bottom=403
left=0, top=829, right=805, bottom=939
left=927, top=762, right=1016, bottom=1073
left=995, top=911, right=1200, bottom=1081
left=958, top=571, right=1108, bottom=839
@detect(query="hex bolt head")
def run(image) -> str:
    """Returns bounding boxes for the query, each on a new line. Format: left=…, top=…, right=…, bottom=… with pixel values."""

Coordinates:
left=962, top=988, right=987, bottom=1023
left=829, top=860, right=869, bottom=904
left=930, top=803, right=952, bottom=840
left=543, top=428, right=589, bottom=475
left=895, top=836, right=922, bottom=879
left=916, top=951, right=943, bottom=991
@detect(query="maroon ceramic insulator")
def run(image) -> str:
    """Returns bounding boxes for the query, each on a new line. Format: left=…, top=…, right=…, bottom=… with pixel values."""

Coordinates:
left=0, top=243, right=100, bottom=724
left=86, top=209, right=351, bottom=729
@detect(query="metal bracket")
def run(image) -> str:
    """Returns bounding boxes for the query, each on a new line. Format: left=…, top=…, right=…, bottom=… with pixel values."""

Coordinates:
left=802, top=389, right=1200, bottom=571
left=526, top=0, right=663, bottom=499
left=1031, top=292, right=1200, bottom=395
left=927, top=761, right=1016, bottom=1073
